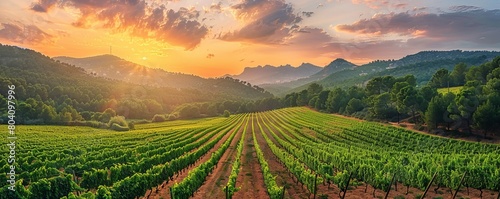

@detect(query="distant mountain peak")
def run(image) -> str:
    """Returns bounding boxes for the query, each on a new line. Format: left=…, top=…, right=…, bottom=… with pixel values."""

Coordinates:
left=232, top=63, right=322, bottom=85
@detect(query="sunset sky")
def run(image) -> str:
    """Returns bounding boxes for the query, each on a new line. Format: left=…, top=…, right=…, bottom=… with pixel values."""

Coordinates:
left=1, top=0, right=500, bottom=77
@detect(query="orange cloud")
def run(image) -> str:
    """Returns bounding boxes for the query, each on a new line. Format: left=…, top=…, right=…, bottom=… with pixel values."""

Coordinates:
left=0, top=22, right=54, bottom=45
left=219, top=0, right=302, bottom=45
left=30, top=0, right=208, bottom=50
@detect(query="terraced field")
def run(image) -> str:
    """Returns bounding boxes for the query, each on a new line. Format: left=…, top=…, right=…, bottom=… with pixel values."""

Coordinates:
left=1, top=107, right=499, bottom=199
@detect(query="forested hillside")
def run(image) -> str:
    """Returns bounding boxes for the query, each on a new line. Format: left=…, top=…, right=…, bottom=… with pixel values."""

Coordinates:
left=0, top=44, right=271, bottom=126
left=263, top=50, right=500, bottom=96
left=54, top=54, right=272, bottom=99
left=279, top=56, right=500, bottom=137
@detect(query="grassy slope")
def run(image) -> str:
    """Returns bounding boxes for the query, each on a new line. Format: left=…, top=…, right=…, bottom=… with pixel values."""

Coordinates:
left=437, top=86, right=462, bottom=95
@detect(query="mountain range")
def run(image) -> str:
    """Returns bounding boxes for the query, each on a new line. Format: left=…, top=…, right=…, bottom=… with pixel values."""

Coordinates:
left=257, top=50, right=500, bottom=95
left=229, top=63, right=321, bottom=85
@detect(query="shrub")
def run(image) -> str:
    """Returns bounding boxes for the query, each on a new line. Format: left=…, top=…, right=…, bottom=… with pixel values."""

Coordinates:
left=223, top=110, right=231, bottom=117
left=152, top=114, right=166, bottom=122
left=128, top=122, right=135, bottom=130
left=167, top=114, right=177, bottom=121
left=110, top=123, right=129, bottom=131
left=108, top=116, right=128, bottom=128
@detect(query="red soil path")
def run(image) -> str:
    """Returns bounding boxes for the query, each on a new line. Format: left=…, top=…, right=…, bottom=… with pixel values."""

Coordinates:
left=190, top=121, right=244, bottom=199
left=232, top=116, right=268, bottom=199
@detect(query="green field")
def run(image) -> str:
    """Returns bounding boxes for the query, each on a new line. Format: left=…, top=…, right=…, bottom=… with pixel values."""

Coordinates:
left=437, top=86, right=462, bottom=94
left=1, top=107, right=499, bottom=199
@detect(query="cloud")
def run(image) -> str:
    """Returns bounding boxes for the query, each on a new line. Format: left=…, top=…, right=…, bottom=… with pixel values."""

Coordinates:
left=0, top=23, right=54, bottom=44
left=335, top=9, right=500, bottom=45
left=206, top=2, right=223, bottom=14
left=351, top=0, right=410, bottom=9
left=29, top=0, right=208, bottom=50
left=30, top=0, right=58, bottom=12
left=351, top=0, right=389, bottom=9
left=302, top=11, right=314, bottom=17
left=449, top=5, right=482, bottom=12
left=219, top=0, right=302, bottom=44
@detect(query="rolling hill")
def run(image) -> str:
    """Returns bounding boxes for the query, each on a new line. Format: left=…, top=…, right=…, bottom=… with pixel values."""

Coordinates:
left=0, top=44, right=272, bottom=121
left=54, top=54, right=272, bottom=99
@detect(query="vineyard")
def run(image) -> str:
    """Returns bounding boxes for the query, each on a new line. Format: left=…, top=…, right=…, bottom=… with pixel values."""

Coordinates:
left=1, top=107, right=500, bottom=199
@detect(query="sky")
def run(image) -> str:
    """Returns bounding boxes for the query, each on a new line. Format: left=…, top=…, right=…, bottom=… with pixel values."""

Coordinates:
left=1, top=0, right=500, bottom=77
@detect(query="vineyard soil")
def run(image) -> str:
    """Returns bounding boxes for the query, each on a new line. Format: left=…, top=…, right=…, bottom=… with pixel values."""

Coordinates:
left=231, top=117, right=268, bottom=199
left=190, top=122, right=244, bottom=199
left=140, top=121, right=237, bottom=199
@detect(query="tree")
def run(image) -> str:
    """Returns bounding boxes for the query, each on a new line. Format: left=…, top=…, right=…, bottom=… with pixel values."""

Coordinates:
left=223, top=110, right=231, bottom=117
left=296, top=90, right=309, bottom=106
left=345, top=98, right=364, bottom=114
left=283, top=93, right=298, bottom=107
left=370, top=93, right=397, bottom=120
left=40, top=104, right=57, bottom=123
left=101, top=108, right=117, bottom=123
left=206, top=103, right=218, bottom=116
left=315, top=90, right=330, bottom=111
left=397, top=85, right=424, bottom=123
left=455, top=87, right=480, bottom=133
left=401, top=74, right=417, bottom=87
left=450, top=62, right=467, bottom=86
left=307, top=83, right=323, bottom=98
left=178, top=104, right=200, bottom=119
left=326, top=88, right=347, bottom=113
left=18, top=102, right=37, bottom=123
left=366, top=77, right=384, bottom=95
left=308, top=96, right=318, bottom=107
left=419, top=86, right=438, bottom=103
left=473, top=101, right=497, bottom=135
left=390, top=81, right=410, bottom=123
left=425, top=95, right=446, bottom=131
left=429, top=68, right=450, bottom=88
left=473, top=93, right=500, bottom=136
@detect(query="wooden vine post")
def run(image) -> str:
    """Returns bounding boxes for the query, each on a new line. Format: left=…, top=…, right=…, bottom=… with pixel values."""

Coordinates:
left=384, top=173, right=397, bottom=199
left=420, top=172, right=438, bottom=199
left=452, top=171, right=467, bottom=199
left=313, top=174, right=318, bottom=199
left=341, top=170, right=355, bottom=199
left=225, top=185, right=229, bottom=199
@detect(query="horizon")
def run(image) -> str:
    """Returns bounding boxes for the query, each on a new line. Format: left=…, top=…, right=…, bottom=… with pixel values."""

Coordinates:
left=1, top=0, right=500, bottom=77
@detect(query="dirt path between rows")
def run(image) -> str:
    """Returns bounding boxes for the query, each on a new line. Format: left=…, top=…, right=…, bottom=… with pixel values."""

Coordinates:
left=141, top=124, right=236, bottom=199
left=232, top=115, right=268, bottom=199
left=190, top=121, right=245, bottom=199
left=254, top=115, right=310, bottom=199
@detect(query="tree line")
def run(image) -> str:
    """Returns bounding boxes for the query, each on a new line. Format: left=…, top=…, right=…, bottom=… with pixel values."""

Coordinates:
left=280, top=56, right=500, bottom=136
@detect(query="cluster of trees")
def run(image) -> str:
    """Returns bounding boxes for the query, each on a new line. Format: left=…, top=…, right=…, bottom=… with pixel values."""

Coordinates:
left=281, top=57, right=500, bottom=136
